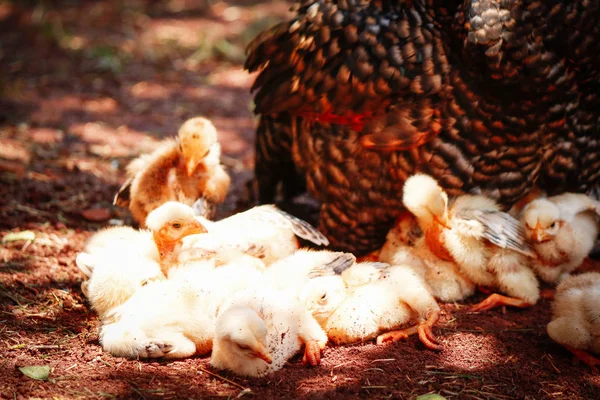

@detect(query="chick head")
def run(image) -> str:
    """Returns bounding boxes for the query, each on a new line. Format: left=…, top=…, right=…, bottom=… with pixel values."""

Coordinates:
left=177, top=117, right=218, bottom=176
left=146, top=202, right=208, bottom=257
left=402, top=174, right=450, bottom=229
left=215, top=305, right=272, bottom=365
left=300, top=276, right=346, bottom=325
left=522, top=198, right=561, bottom=243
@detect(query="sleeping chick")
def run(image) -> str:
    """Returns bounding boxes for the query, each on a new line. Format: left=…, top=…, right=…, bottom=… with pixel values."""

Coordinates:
left=379, top=207, right=476, bottom=303
left=522, top=193, right=600, bottom=284
left=114, top=117, right=231, bottom=226
left=263, top=249, right=356, bottom=294
left=403, top=174, right=539, bottom=312
left=210, top=287, right=328, bottom=377
left=100, top=253, right=266, bottom=360
left=303, top=262, right=441, bottom=350
left=75, top=227, right=165, bottom=319
left=547, top=272, right=600, bottom=372
left=178, top=203, right=329, bottom=266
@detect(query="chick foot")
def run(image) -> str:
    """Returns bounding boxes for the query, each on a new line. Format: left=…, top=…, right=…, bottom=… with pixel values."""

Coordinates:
left=471, top=293, right=532, bottom=312
left=376, top=312, right=442, bottom=351
left=302, top=340, right=325, bottom=366
left=564, top=345, right=600, bottom=373
left=138, top=341, right=174, bottom=358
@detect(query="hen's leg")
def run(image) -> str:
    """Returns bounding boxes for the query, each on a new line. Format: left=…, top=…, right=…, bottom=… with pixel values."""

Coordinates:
left=255, top=114, right=305, bottom=204
left=376, top=311, right=442, bottom=351
left=471, top=293, right=532, bottom=312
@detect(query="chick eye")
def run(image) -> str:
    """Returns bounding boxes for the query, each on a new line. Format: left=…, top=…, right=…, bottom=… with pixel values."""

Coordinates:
left=550, top=222, right=556, bottom=228
left=320, top=293, right=327, bottom=300
left=172, top=223, right=182, bottom=229
left=237, top=344, right=250, bottom=351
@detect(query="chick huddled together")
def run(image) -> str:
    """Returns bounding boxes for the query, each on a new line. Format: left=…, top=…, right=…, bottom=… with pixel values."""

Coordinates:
left=79, top=139, right=600, bottom=377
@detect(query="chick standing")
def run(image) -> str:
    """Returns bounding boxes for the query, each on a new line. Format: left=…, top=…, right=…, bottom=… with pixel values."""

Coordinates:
left=114, top=117, right=231, bottom=226
left=547, top=272, right=600, bottom=372
left=211, top=287, right=328, bottom=377
left=402, top=174, right=539, bottom=312
left=522, top=193, right=600, bottom=284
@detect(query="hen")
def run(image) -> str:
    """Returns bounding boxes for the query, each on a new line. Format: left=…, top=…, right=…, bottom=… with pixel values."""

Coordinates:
left=245, top=0, right=600, bottom=254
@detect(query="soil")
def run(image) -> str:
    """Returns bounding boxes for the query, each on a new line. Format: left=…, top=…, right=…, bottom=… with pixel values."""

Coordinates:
left=1, top=1, right=599, bottom=399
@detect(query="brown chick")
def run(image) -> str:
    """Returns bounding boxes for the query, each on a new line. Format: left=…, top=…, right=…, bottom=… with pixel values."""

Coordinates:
left=114, top=117, right=231, bottom=227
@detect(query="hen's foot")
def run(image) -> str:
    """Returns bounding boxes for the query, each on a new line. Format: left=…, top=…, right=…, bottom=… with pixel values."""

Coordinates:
left=564, top=345, right=600, bottom=373
left=471, top=293, right=532, bottom=312
left=376, top=311, right=442, bottom=351
left=302, top=340, right=324, bottom=366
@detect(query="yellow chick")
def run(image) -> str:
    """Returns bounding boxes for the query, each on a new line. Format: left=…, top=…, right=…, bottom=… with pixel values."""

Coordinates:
left=144, top=201, right=209, bottom=275
left=402, top=174, right=539, bottom=312
left=263, top=249, right=356, bottom=293
left=307, top=262, right=441, bottom=350
left=379, top=208, right=476, bottom=302
left=100, top=253, right=266, bottom=360
left=179, top=203, right=329, bottom=266
left=547, top=272, right=600, bottom=372
left=522, top=193, right=600, bottom=284
left=114, top=117, right=231, bottom=226
left=75, top=227, right=165, bottom=319
left=211, top=287, right=328, bottom=377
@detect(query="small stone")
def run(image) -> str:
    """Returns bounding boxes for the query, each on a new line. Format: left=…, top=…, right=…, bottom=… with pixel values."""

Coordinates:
left=81, top=208, right=110, bottom=222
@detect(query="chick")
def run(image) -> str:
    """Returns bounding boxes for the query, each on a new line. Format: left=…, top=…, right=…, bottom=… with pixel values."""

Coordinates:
left=211, top=287, right=328, bottom=377
left=114, top=117, right=231, bottom=226
left=522, top=193, right=600, bottom=284
left=100, top=253, right=265, bottom=360
left=179, top=203, right=329, bottom=266
left=263, top=249, right=356, bottom=293
left=547, top=272, right=600, bottom=372
left=403, top=174, right=539, bottom=312
left=304, top=262, right=441, bottom=350
left=379, top=210, right=476, bottom=302
left=75, top=227, right=165, bottom=319
left=145, top=201, right=209, bottom=275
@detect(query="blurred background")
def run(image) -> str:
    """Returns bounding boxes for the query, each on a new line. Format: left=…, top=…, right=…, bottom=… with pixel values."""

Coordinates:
left=0, top=0, right=292, bottom=229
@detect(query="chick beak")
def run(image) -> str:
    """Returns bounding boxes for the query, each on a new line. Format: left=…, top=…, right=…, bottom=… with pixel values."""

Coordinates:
left=533, top=221, right=550, bottom=243
left=185, top=158, right=199, bottom=176
left=252, top=345, right=272, bottom=364
left=433, top=213, right=451, bottom=230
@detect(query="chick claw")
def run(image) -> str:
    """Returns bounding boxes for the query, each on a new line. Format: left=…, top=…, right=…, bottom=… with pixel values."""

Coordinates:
left=564, top=345, right=600, bottom=373
left=376, top=312, right=442, bottom=351
left=302, top=340, right=323, bottom=367
left=139, top=341, right=174, bottom=358
left=471, top=293, right=532, bottom=312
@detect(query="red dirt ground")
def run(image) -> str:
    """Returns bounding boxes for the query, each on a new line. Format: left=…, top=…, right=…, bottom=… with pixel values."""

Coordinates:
left=1, top=1, right=599, bottom=399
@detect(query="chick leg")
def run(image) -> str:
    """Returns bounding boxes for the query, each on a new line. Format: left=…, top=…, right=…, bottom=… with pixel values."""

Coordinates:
left=563, top=345, right=600, bottom=373
left=376, top=311, right=442, bottom=351
left=301, top=340, right=326, bottom=366
left=471, top=293, right=532, bottom=312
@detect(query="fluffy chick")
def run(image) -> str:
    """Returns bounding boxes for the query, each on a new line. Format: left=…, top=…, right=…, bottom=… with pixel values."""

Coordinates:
left=403, top=174, right=539, bottom=312
left=100, top=254, right=265, bottom=360
left=306, top=262, right=441, bottom=349
left=547, top=272, right=600, bottom=371
left=145, top=201, right=208, bottom=275
left=181, top=203, right=329, bottom=266
left=522, top=193, right=600, bottom=284
left=211, top=287, right=328, bottom=377
left=379, top=210, right=476, bottom=302
left=114, top=117, right=231, bottom=226
left=75, top=227, right=164, bottom=319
